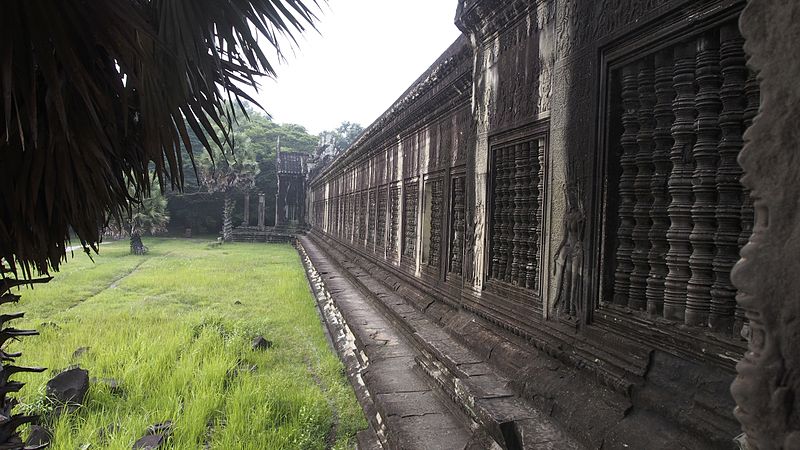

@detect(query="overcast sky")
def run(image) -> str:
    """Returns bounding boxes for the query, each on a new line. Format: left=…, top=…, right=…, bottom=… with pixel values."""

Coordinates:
left=250, top=0, right=463, bottom=135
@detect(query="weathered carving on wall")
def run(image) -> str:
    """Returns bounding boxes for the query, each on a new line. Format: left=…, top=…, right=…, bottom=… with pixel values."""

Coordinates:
left=730, top=1, right=800, bottom=447
left=553, top=174, right=585, bottom=321
left=735, top=69, right=759, bottom=337
left=556, top=0, right=669, bottom=60
left=490, top=8, right=548, bottom=130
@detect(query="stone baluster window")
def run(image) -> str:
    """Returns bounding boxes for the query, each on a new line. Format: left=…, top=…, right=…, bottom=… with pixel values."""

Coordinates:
left=368, top=189, right=377, bottom=250
left=388, top=184, right=401, bottom=260
left=402, top=181, right=419, bottom=261
left=377, top=187, right=388, bottom=254
left=358, top=190, right=368, bottom=245
left=607, top=23, right=758, bottom=335
left=488, top=138, right=544, bottom=289
left=422, top=178, right=444, bottom=268
left=449, top=176, right=466, bottom=277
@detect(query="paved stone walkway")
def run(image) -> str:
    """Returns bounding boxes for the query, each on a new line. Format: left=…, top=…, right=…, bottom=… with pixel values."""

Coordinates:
left=301, top=236, right=584, bottom=449
left=301, top=237, right=481, bottom=450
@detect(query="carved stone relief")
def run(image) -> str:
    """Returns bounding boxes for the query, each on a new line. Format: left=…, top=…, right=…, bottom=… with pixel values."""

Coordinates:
left=730, top=1, right=800, bottom=447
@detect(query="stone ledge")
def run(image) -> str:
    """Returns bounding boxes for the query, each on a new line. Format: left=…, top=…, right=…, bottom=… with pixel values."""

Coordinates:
left=298, top=238, right=484, bottom=449
left=306, top=234, right=583, bottom=449
left=308, top=232, right=736, bottom=449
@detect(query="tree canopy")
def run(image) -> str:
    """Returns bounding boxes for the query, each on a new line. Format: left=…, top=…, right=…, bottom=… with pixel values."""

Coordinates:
left=168, top=105, right=318, bottom=233
left=319, top=121, right=364, bottom=151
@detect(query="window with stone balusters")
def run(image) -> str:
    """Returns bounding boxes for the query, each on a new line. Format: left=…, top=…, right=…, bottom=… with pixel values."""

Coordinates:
left=488, top=136, right=545, bottom=290
left=402, top=180, right=419, bottom=262
left=367, top=189, right=377, bottom=250
left=388, top=184, right=401, bottom=260
left=421, top=178, right=444, bottom=269
left=449, top=176, right=466, bottom=278
left=606, top=22, right=759, bottom=336
left=376, top=187, right=388, bottom=254
left=358, top=190, right=367, bottom=245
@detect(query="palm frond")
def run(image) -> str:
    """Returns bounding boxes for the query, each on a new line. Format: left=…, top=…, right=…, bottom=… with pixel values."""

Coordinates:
left=0, top=0, right=319, bottom=277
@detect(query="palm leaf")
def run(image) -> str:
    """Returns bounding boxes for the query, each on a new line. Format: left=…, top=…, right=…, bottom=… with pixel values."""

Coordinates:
left=0, top=0, right=319, bottom=277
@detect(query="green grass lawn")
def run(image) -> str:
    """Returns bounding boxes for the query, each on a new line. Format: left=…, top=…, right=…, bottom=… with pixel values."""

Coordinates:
left=10, top=238, right=366, bottom=449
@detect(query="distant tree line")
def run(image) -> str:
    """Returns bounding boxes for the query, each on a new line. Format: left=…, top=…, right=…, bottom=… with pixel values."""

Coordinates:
left=164, top=104, right=362, bottom=237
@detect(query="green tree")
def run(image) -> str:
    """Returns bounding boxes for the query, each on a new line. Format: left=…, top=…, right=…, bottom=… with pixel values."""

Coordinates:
left=172, top=105, right=317, bottom=235
left=320, top=121, right=364, bottom=151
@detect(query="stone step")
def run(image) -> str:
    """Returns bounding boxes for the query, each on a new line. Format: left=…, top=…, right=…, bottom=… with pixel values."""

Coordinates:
left=309, top=235, right=585, bottom=450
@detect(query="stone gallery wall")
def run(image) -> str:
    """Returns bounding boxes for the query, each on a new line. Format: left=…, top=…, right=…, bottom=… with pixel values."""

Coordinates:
left=308, top=0, right=760, bottom=447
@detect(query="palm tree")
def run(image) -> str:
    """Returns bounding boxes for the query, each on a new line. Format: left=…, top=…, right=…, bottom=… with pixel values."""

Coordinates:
left=108, top=188, right=171, bottom=255
left=0, top=1, right=318, bottom=447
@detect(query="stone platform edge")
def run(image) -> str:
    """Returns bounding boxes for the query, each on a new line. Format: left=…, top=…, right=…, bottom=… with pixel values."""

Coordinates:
left=296, top=240, right=385, bottom=450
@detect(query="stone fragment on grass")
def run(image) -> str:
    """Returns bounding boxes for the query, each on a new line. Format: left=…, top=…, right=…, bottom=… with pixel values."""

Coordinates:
left=132, top=434, right=164, bottom=449
left=252, top=336, right=272, bottom=350
left=72, top=346, right=90, bottom=360
left=46, top=367, right=90, bottom=409
left=26, top=425, right=52, bottom=447
left=133, top=420, right=173, bottom=449
left=146, top=421, right=173, bottom=437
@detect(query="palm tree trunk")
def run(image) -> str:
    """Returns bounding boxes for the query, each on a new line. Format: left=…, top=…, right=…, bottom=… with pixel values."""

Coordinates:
left=222, top=192, right=234, bottom=242
left=130, top=231, right=146, bottom=255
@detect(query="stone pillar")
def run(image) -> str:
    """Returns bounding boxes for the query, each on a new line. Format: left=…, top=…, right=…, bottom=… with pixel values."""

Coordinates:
left=730, top=1, right=800, bottom=448
left=258, top=193, right=266, bottom=230
left=243, top=193, right=250, bottom=226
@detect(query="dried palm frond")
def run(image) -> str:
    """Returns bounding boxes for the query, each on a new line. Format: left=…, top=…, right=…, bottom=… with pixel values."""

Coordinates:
left=0, top=0, right=319, bottom=278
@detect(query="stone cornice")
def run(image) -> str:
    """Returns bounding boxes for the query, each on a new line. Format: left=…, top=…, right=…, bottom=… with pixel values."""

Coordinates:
left=455, top=0, right=543, bottom=39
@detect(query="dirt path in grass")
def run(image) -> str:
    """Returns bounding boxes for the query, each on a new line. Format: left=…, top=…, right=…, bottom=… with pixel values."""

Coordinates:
left=66, top=252, right=173, bottom=310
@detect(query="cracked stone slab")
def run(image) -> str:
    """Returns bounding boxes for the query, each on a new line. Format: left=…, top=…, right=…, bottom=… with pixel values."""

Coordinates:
left=387, top=414, right=472, bottom=450
left=376, top=391, right=450, bottom=418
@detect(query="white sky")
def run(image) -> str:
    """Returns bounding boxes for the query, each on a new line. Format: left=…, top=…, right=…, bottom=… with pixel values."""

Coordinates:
left=251, top=0, right=463, bottom=135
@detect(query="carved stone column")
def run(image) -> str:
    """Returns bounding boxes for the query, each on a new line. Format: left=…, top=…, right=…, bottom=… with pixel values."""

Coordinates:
left=243, top=193, right=250, bottom=226
left=730, top=1, right=800, bottom=447
left=257, top=193, right=266, bottom=230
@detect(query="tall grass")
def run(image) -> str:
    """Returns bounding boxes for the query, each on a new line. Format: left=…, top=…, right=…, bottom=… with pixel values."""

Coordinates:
left=11, top=239, right=365, bottom=449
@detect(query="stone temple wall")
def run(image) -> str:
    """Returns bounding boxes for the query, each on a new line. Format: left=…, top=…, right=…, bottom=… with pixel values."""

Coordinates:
left=305, top=0, right=781, bottom=447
